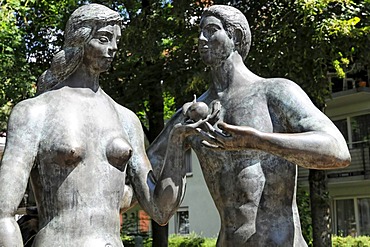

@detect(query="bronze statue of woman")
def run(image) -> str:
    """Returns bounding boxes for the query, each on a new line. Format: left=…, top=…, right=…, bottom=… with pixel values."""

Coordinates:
left=0, top=4, right=188, bottom=246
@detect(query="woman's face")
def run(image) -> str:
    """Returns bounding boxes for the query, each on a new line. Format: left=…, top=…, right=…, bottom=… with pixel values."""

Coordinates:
left=83, top=24, right=121, bottom=73
left=198, top=15, right=234, bottom=67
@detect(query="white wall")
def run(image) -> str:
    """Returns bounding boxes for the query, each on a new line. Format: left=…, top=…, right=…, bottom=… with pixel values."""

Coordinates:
left=0, top=136, right=5, bottom=159
left=168, top=150, right=220, bottom=238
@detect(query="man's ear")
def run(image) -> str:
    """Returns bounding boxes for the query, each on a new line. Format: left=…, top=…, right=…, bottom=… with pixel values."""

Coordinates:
left=233, top=28, right=243, bottom=48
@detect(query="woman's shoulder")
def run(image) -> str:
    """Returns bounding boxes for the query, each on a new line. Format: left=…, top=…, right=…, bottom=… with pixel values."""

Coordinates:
left=11, top=95, right=48, bottom=115
left=7, top=96, right=49, bottom=130
left=99, top=89, right=140, bottom=121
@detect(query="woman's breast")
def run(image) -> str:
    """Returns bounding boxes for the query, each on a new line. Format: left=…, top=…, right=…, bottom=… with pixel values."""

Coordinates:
left=105, top=137, right=132, bottom=172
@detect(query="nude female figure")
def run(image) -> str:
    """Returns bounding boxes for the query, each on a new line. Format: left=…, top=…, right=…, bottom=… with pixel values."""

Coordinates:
left=0, top=4, right=187, bottom=246
left=147, top=5, right=351, bottom=247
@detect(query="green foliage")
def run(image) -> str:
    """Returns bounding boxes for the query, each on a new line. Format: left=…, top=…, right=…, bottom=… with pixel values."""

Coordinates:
left=169, top=233, right=205, bottom=247
left=332, top=236, right=370, bottom=246
left=121, top=234, right=217, bottom=247
left=0, top=0, right=209, bottom=134
left=0, top=0, right=80, bottom=130
left=0, top=0, right=35, bottom=130
left=168, top=233, right=216, bottom=247
left=297, top=187, right=313, bottom=246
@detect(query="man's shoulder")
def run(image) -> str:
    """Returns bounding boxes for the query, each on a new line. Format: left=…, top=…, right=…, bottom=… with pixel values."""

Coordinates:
left=263, top=77, right=305, bottom=98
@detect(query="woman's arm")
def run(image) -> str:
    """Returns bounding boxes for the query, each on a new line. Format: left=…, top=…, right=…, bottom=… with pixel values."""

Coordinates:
left=146, top=110, right=184, bottom=177
left=0, top=102, right=42, bottom=246
left=117, top=104, right=199, bottom=225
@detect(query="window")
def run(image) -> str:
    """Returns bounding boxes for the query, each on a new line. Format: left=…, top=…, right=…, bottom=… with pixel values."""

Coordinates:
left=333, top=113, right=370, bottom=149
left=358, top=198, right=370, bottom=236
left=351, top=114, right=370, bottom=148
left=185, top=149, right=192, bottom=176
left=333, top=119, right=348, bottom=143
left=176, top=207, right=189, bottom=235
left=334, top=197, right=370, bottom=236
left=336, top=199, right=356, bottom=236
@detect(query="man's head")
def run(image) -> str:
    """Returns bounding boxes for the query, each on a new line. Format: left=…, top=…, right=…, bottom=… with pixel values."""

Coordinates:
left=201, top=5, right=251, bottom=61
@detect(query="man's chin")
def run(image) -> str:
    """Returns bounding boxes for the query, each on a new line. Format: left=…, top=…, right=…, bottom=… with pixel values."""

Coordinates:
left=201, top=57, right=222, bottom=67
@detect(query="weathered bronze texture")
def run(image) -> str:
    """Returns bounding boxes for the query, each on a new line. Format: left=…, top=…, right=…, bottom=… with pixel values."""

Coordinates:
left=148, top=5, right=351, bottom=247
left=0, top=4, right=187, bottom=246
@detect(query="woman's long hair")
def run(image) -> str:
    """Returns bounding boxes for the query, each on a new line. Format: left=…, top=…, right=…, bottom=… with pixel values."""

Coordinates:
left=37, top=4, right=122, bottom=95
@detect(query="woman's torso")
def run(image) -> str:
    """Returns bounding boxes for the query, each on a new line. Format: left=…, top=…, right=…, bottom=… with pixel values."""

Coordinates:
left=30, top=87, right=132, bottom=246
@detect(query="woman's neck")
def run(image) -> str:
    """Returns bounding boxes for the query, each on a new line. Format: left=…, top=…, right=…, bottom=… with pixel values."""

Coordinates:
left=63, top=64, right=100, bottom=92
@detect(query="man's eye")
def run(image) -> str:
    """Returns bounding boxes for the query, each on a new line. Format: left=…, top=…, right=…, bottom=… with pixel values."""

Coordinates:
left=208, top=26, right=218, bottom=34
left=98, top=36, right=109, bottom=43
left=203, top=26, right=218, bottom=37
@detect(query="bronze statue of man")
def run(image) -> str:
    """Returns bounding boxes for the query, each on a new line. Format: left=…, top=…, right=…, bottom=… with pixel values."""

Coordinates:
left=0, top=4, right=188, bottom=246
left=148, top=5, right=350, bottom=246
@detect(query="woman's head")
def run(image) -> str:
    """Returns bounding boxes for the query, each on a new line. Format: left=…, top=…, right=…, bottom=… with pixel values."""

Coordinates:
left=37, top=4, right=122, bottom=94
left=201, top=5, right=251, bottom=61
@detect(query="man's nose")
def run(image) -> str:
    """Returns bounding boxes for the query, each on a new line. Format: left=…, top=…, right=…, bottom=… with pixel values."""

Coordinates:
left=199, top=31, right=207, bottom=42
left=108, top=40, right=118, bottom=55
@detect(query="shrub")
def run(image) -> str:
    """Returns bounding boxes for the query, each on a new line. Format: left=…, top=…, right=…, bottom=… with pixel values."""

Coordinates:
left=168, top=233, right=216, bottom=247
left=122, top=233, right=217, bottom=247
left=169, top=233, right=204, bottom=247
left=332, top=236, right=370, bottom=247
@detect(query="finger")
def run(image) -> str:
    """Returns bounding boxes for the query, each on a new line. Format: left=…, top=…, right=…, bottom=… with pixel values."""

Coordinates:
left=217, top=121, right=229, bottom=130
left=197, top=128, right=225, bottom=146
left=204, top=122, right=216, bottom=132
left=215, top=122, right=232, bottom=137
left=201, top=140, right=224, bottom=150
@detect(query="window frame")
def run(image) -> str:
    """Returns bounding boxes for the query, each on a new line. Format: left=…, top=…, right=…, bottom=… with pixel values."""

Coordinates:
left=175, top=207, right=190, bottom=235
left=333, top=196, right=370, bottom=236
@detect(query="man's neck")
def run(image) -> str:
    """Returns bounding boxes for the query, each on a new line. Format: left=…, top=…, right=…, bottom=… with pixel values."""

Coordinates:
left=209, top=51, right=262, bottom=96
left=210, top=51, right=246, bottom=93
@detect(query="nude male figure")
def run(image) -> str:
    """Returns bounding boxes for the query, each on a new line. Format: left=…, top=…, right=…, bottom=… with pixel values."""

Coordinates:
left=147, top=5, right=350, bottom=246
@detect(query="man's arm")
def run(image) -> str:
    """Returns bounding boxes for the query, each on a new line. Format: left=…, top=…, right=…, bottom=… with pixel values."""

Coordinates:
left=209, top=80, right=350, bottom=169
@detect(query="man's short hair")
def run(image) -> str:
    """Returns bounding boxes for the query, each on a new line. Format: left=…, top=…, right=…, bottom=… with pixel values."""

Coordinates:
left=202, top=5, right=251, bottom=60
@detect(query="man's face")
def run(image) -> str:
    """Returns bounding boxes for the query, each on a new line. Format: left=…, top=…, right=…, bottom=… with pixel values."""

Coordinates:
left=198, top=15, right=234, bottom=67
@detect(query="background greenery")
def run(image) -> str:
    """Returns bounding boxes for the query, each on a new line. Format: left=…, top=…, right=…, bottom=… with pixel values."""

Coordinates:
left=1, top=0, right=369, bottom=246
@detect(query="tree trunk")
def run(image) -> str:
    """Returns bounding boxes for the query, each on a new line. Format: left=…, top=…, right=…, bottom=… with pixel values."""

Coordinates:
left=146, top=74, right=168, bottom=247
left=309, top=169, right=332, bottom=247
left=151, top=221, right=168, bottom=247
